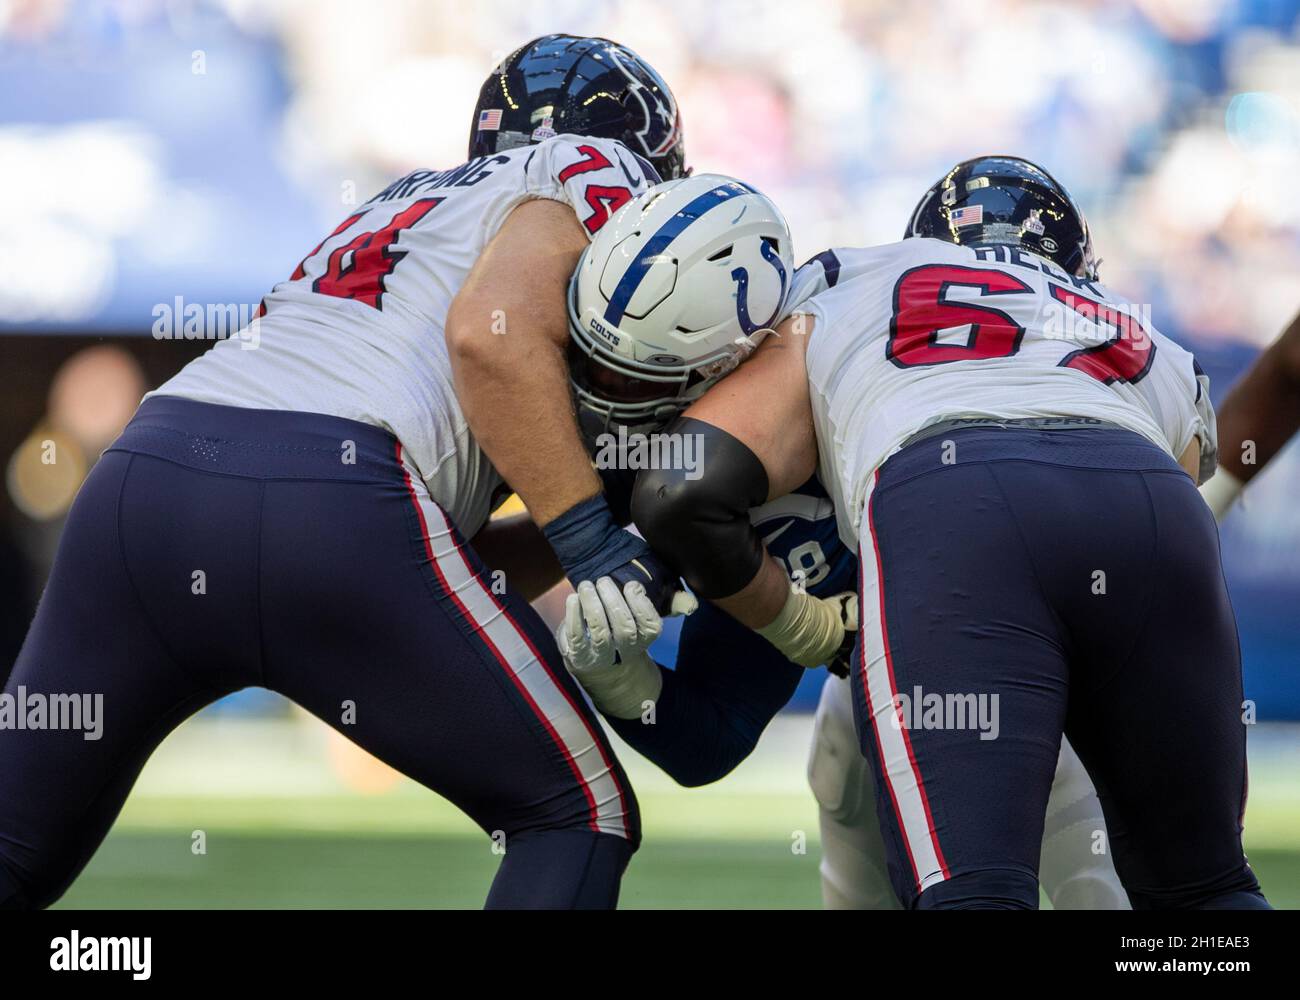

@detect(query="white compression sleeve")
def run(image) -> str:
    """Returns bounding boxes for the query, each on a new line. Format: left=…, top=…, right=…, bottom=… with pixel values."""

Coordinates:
left=1200, top=468, right=1244, bottom=521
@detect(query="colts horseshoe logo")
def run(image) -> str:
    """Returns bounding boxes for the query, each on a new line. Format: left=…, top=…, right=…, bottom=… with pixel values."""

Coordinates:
left=730, top=240, right=788, bottom=336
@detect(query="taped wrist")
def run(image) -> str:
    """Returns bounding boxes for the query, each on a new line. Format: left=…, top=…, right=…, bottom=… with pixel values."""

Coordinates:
left=544, top=494, right=649, bottom=586
left=631, top=418, right=769, bottom=599
left=757, top=589, right=845, bottom=668
left=1199, top=468, right=1243, bottom=522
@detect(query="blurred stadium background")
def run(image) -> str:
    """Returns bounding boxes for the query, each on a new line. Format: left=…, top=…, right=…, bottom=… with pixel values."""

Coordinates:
left=1, top=0, right=1298, bottom=907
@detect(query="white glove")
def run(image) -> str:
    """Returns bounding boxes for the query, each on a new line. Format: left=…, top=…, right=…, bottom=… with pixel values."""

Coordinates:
left=556, top=577, right=664, bottom=719
left=757, top=588, right=859, bottom=668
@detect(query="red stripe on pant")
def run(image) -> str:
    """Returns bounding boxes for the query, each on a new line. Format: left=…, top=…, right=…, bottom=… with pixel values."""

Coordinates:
left=862, top=469, right=951, bottom=892
left=396, top=443, right=631, bottom=840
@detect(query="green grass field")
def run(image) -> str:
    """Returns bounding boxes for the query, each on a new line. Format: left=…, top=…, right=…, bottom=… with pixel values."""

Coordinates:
left=51, top=714, right=1300, bottom=909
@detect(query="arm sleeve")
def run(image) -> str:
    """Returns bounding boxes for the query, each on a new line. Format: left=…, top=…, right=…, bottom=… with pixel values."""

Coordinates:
left=606, top=601, right=803, bottom=787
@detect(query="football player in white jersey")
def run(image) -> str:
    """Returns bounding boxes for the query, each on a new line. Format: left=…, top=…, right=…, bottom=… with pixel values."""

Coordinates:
left=808, top=302, right=1300, bottom=910
left=620, top=156, right=1268, bottom=909
left=0, top=35, right=691, bottom=910
left=555, top=177, right=1129, bottom=909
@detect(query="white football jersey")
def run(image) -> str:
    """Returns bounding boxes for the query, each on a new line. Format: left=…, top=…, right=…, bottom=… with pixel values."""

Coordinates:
left=788, top=238, right=1217, bottom=548
left=151, top=135, right=653, bottom=537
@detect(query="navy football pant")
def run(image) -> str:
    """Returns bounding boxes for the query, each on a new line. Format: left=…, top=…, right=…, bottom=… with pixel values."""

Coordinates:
left=850, top=426, right=1265, bottom=910
left=0, top=397, right=638, bottom=909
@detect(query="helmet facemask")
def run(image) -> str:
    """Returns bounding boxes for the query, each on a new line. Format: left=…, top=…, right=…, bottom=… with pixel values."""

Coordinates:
left=564, top=174, right=793, bottom=454
left=565, top=271, right=746, bottom=451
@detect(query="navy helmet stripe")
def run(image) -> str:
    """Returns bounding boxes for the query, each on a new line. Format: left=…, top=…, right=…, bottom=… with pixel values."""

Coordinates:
left=603, top=184, right=747, bottom=326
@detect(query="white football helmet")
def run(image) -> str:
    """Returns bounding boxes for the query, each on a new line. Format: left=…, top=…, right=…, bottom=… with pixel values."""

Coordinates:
left=566, top=173, right=793, bottom=446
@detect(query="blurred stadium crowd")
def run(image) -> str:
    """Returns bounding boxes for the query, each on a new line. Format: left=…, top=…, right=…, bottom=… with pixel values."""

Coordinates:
left=251, top=0, right=1297, bottom=348
left=1, top=0, right=1299, bottom=716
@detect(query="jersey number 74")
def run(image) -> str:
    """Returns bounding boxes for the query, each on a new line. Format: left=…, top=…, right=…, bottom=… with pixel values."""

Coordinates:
left=273, top=198, right=444, bottom=311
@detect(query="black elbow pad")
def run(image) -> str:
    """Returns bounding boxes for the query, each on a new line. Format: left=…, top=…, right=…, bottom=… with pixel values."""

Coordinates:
left=631, top=417, right=770, bottom=599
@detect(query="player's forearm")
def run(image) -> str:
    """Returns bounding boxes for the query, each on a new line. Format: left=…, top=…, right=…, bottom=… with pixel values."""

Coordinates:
left=1217, top=311, right=1300, bottom=483
left=451, top=306, right=686, bottom=609
left=633, top=417, right=848, bottom=667
left=447, top=196, right=601, bottom=526
left=1217, top=377, right=1297, bottom=483
left=710, top=555, right=794, bottom=629
left=450, top=333, right=601, bottom=526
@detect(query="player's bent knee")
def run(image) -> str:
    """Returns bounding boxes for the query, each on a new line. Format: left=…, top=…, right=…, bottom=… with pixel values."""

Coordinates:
left=807, top=676, right=871, bottom=826
left=485, top=829, right=635, bottom=910
left=917, top=869, right=1039, bottom=910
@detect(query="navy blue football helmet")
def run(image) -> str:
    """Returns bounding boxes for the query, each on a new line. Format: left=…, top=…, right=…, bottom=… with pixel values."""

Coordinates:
left=905, top=156, right=1098, bottom=280
left=469, top=34, right=686, bottom=181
